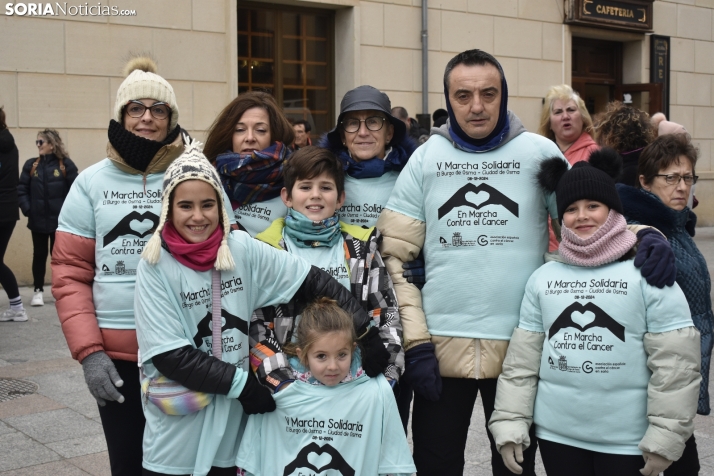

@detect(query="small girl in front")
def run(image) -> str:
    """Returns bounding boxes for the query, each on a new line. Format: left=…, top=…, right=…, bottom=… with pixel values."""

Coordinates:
left=237, top=298, right=415, bottom=476
left=134, top=142, right=373, bottom=476
left=488, top=150, right=701, bottom=476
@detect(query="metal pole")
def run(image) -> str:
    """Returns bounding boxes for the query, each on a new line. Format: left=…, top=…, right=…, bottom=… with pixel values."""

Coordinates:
left=418, top=0, right=430, bottom=130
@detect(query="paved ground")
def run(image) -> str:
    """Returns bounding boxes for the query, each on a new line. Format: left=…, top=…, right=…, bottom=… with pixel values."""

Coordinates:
left=3, top=230, right=714, bottom=475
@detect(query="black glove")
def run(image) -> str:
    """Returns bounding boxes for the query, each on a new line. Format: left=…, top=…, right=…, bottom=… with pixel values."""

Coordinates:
left=238, top=371, right=276, bottom=415
left=360, top=327, right=390, bottom=377
left=635, top=228, right=676, bottom=288
left=402, top=251, right=426, bottom=290
left=403, top=343, right=441, bottom=401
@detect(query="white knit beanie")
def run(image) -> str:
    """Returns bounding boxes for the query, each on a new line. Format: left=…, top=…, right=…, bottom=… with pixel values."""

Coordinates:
left=114, top=56, right=180, bottom=132
left=142, top=135, right=235, bottom=270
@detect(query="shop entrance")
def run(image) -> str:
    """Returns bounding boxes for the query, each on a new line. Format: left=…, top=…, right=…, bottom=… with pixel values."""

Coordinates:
left=571, top=37, right=662, bottom=117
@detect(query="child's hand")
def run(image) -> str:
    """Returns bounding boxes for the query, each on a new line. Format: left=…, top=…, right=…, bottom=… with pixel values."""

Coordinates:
left=640, top=451, right=672, bottom=476
left=499, top=442, right=524, bottom=474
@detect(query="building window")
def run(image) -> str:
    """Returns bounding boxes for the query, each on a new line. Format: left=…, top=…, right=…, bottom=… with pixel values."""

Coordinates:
left=238, top=4, right=334, bottom=136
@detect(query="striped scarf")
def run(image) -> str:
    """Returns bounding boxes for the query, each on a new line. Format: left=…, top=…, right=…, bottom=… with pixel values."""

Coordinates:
left=214, top=142, right=288, bottom=208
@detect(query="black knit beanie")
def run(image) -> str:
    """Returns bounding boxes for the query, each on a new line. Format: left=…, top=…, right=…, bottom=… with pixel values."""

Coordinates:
left=537, top=148, right=624, bottom=222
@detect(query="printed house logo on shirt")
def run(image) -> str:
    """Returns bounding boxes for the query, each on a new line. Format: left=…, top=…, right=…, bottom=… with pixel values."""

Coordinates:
left=437, top=183, right=519, bottom=219
left=283, top=442, right=355, bottom=476
left=548, top=301, right=626, bottom=341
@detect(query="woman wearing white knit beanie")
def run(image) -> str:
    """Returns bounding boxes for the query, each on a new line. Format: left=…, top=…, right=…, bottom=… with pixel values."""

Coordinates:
left=51, top=55, right=186, bottom=476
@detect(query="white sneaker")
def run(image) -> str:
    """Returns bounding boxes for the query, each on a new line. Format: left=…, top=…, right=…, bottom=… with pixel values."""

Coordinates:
left=31, top=290, right=44, bottom=307
left=0, top=308, right=28, bottom=322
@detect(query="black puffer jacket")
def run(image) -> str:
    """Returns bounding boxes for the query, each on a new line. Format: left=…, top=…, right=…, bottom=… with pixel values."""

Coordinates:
left=0, top=129, right=19, bottom=222
left=18, top=154, right=78, bottom=233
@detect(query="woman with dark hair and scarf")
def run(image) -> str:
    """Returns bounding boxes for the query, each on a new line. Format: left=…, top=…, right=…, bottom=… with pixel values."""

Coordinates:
left=319, top=85, right=417, bottom=229
left=203, top=91, right=294, bottom=237
left=51, top=56, right=188, bottom=476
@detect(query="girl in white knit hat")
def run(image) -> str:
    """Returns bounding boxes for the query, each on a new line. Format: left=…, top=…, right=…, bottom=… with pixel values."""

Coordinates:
left=134, top=142, right=373, bottom=476
left=51, top=56, right=188, bottom=475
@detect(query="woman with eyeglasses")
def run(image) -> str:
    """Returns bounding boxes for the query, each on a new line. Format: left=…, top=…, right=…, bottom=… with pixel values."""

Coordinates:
left=319, top=85, right=417, bottom=229
left=203, top=91, right=294, bottom=236
left=617, top=133, right=711, bottom=476
left=17, top=129, right=77, bottom=307
left=51, top=56, right=187, bottom=476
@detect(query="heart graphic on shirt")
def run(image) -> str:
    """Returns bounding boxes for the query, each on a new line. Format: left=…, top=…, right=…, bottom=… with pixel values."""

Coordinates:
left=307, top=452, right=332, bottom=470
left=129, top=218, right=155, bottom=237
left=465, top=190, right=490, bottom=208
left=571, top=310, right=596, bottom=328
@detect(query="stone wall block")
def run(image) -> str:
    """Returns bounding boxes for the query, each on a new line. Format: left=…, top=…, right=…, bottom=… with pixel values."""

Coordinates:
left=0, top=17, right=65, bottom=73
left=65, top=23, right=153, bottom=77
left=64, top=129, right=111, bottom=172
left=432, top=0, right=468, bottom=12
left=677, top=72, right=711, bottom=106
left=694, top=106, right=714, bottom=139
left=0, top=73, right=18, bottom=127
left=440, top=12, right=493, bottom=53
left=542, top=22, right=563, bottom=61
left=171, top=81, right=194, bottom=131
left=429, top=51, right=457, bottom=93
left=518, top=0, right=563, bottom=23
left=653, top=1, right=678, bottom=37
left=428, top=8, right=442, bottom=51
left=108, top=0, right=192, bottom=29
left=694, top=41, right=714, bottom=74
left=467, top=0, right=517, bottom=17
left=192, top=0, right=226, bottom=33
left=153, top=30, right=227, bottom=82
left=671, top=38, right=695, bottom=72
left=508, top=96, right=543, bottom=132
left=18, top=74, right=110, bottom=128
left=385, top=5, right=421, bottom=49
left=193, top=82, right=229, bottom=132
left=361, top=2, right=384, bottom=46
left=516, top=59, right=562, bottom=97
left=495, top=17, right=542, bottom=59
left=669, top=104, right=695, bottom=133
left=360, top=46, right=413, bottom=91
left=677, top=4, right=712, bottom=41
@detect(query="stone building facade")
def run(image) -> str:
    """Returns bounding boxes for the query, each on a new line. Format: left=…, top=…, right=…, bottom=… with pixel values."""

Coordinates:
left=1, top=0, right=712, bottom=285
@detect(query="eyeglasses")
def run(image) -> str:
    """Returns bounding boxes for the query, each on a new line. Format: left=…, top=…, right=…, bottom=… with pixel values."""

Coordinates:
left=654, top=174, right=698, bottom=185
left=35, top=140, right=44, bottom=147
left=341, top=116, right=386, bottom=133
left=124, top=100, right=171, bottom=120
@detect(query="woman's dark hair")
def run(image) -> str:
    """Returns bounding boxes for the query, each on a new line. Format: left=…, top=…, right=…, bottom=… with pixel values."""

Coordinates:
left=203, top=91, right=294, bottom=162
left=637, top=133, right=699, bottom=189
left=283, top=146, right=345, bottom=199
left=596, top=101, right=655, bottom=153
left=0, top=106, right=6, bottom=131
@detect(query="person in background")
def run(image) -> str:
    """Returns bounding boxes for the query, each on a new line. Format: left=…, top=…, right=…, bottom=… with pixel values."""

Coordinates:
left=392, top=106, right=428, bottom=143
left=490, top=152, right=700, bottom=476
left=537, top=84, right=599, bottom=251
left=0, top=106, right=26, bottom=322
left=319, top=86, right=417, bottom=229
left=18, top=129, right=78, bottom=307
left=618, top=133, right=712, bottom=475
left=377, top=48, right=677, bottom=476
left=432, top=108, right=448, bottom=129
left=52, top=56, right=188, bottom=476
left=292, top=119, right=312, bottom=150
left=237, top=298, right=415, bottom=476
left=203, top=92, right=294, bottom=236
left=596, top=101, right=655, bottom=187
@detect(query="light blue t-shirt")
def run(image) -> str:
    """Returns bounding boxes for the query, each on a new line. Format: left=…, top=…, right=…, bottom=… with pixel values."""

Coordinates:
left=520, top=259, right=693, bottom=455
left=57, top=158, right=235, bottom=330
left=234, top=195, right=287, bottom=236
left=339, top=171, right=399, bottom=228
left=283, top=232, right=351, bottom=290
left=236, top=374, right=415, bottom=476
left=135, top=231, right=311, bottom=476
left=385, top=132, right=564, bottom=340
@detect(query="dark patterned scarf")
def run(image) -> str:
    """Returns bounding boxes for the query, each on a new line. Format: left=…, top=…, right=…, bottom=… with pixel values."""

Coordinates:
left=214, top=142, right=288, bottom=208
